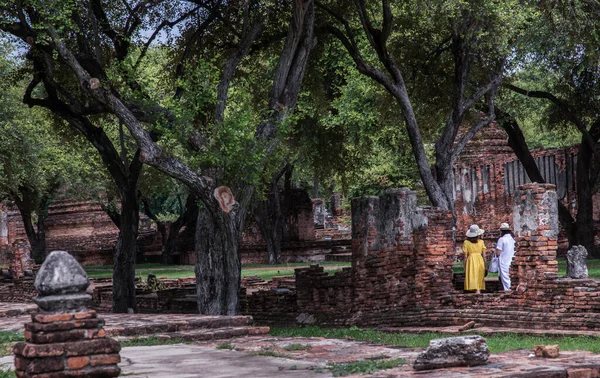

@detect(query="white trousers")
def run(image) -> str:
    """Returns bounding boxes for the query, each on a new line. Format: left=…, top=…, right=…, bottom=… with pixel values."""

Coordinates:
left=499, top=256, right=512, bottom=291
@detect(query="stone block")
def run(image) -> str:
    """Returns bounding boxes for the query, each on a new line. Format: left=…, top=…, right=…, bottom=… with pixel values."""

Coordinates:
left=34, top=251, right=89, bottom=296
left=413, top=335, right=489, bottom=370
left=534, top=344, right=560, bottom=358
left=566, top=245, right=588, bottom=279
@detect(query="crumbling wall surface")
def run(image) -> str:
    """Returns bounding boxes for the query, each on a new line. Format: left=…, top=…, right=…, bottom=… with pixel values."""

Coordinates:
left=247, top=184, right=600, bottom=331
left=246, top=188, right=458, bottom=326
left=453, top=122, right=596, bottom=254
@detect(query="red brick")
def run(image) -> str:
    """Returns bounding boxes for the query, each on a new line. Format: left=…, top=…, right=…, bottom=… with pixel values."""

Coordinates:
left=67, top=356, right=89, bottom=370
left=89, top=353, right=120, bottom=366
left=34, top=313, right=74, bottom=324
left=27, top=356, right=64, bottom=374
left=74, top=310, right=96, bottom=320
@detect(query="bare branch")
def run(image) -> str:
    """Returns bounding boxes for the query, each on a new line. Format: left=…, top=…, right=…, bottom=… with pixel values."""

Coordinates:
left=451, top=87, right=498, bottom=163
left=47, top=27, right=216, bottom=206
left=134, top=6, right=202, bottom=70
left=505, top=83, right=600, bottom=156
left=215, top=21, right=261, bottom=123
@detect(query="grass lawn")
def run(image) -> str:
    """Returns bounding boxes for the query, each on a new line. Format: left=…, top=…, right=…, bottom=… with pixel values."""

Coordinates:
left=86, top=257, right=600, bottom=281
left=270, top=326, right=600, bottom=354
left=84, top=261, right=351, bottom=281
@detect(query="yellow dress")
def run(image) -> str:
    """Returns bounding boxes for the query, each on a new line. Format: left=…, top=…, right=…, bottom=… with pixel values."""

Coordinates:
left=463, top=239, right=486, bottom=291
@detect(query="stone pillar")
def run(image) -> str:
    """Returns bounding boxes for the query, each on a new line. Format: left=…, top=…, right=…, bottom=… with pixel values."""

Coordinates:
left=10, top=239, right=30, bottom=279
left=0, top=210, right=8, bottom=246
left=351, top=188, right=447, bottom=310
left=312, top=198, right=326, bottom=229
left=13, top=250, right=121, bottom=378
left=512, top=183, right=559, bottom=291
left=330, top=192, right=342, bottom=216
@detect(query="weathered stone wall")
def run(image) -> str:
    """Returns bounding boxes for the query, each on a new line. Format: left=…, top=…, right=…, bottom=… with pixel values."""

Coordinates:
left=247, top=189, right=456, bottom=325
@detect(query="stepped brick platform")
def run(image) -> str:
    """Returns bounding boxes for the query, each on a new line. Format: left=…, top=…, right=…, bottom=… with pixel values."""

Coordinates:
left=0, top=303, right=36, bottom=318
left=0, top=311, right=270, bottom=342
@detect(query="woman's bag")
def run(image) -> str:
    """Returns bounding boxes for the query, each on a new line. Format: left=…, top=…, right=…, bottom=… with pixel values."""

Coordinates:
left=488, top=255, right=499, bottom=273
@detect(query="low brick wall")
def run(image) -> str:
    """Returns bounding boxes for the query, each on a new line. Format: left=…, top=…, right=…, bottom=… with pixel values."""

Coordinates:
left=246, top=185, right=600, bottom=331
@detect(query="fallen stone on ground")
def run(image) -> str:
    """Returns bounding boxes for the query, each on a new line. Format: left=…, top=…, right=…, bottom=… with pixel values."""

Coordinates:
left=534, top=344, right=560, bottom=358
left=412, top=335, right=489, bottom=370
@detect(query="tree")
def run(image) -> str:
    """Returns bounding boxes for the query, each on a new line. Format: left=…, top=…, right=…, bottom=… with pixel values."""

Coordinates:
left=140, top=171, right=198, bottom=265
left=0, top=1, right=159, bottom=312
left=0, top=44, right=96, bottom=263
left=500, top=1, right=600, bottom=255
left=1, top=0, right=316, bottom=314
left=317, top=0, right=529, bottom=216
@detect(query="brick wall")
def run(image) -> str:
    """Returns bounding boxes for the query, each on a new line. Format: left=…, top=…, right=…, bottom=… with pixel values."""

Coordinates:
left=453, top=122, right=598, bottom=255
left=246, top=184, right=600, bottom=332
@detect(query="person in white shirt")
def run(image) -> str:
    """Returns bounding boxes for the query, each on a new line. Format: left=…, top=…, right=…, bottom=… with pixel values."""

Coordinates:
left=496, top=223, right=515, bottom=291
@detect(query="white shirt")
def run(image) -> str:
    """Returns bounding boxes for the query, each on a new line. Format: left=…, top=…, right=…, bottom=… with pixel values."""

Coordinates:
left=496, top=234, right=515, bottom=265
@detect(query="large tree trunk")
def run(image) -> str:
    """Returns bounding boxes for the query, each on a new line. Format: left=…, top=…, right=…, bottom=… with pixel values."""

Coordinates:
left=15, top=200, right=45, bottom=264
left=195, top=206, right=242, bottom=315
left=254, top=188, right=284, bottom=265
left=112, top=187, right=139, bottom=313
left=163, top=194, right=198, bottom=265
left=575, top=140, right=597, bottom=256
left=496, top=109, right=577, bottom=244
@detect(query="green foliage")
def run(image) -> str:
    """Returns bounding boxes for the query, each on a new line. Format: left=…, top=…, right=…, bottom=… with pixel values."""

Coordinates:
left=500, top=1, right=600, bottom=148
left=328, top=358, right=405, bottom=376
left=251, top=349, right=287, bottom=358
left=0, top=48, right=98, bottom=207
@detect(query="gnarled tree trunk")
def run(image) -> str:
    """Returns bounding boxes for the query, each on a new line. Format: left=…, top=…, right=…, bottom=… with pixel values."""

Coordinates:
left=195, top=206, right=242, bottom=315
left=112, top=186, right=139, bottom=313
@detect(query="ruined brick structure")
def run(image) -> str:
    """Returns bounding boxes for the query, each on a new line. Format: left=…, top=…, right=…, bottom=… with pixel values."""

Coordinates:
left=246, top=184, right=600, bottom=332
left=14, top=251, right=121, bottom=377
left=454, top=122, right=600, bottom=253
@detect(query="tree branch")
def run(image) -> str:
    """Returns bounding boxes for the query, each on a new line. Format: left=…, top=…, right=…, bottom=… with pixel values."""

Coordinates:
left=505, top=83, right=600, bottom=156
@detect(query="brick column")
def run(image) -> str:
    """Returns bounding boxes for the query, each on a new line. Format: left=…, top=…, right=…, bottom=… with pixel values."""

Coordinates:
left=413, top=208, right=455, bottom=305
left=14, top=250, right=121, bottom=378
left=512, top=183, right=559, bottom=291
left=312, top=198, right=326, bottom=229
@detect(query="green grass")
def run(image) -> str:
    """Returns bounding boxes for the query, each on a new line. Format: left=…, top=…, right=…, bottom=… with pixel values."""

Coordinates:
left=0, top=331, right=24, bottom=357
left=0, top=369, right=15, bottom=378
left=283, top=343, right=312, bottom=351
left=251, top=350, right=287, bottom=358
left=328, top=359, right=405, bottom=376
left=120, top=336, right=186, bottom=347
left=216, top=342, right=235, bottom=350
left=84, top=262, right=350, bottom=280
left=270, top=326, right=600, bottom=354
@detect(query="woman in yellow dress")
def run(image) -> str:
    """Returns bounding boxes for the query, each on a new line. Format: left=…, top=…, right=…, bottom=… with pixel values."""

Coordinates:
left=463, top=224, right=486, bottom=293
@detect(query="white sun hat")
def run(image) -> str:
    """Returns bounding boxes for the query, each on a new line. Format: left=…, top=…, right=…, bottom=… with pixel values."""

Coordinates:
left=499, top=223, right=511, bottom=231
left=466, top=224, right=484, bottom=237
